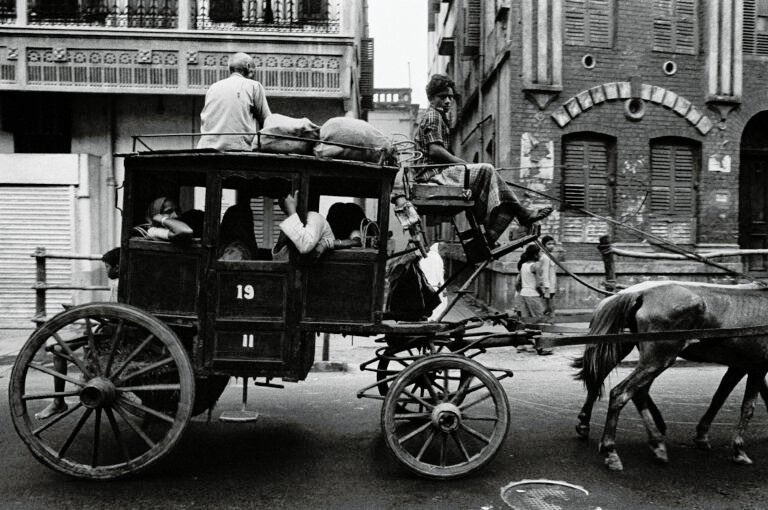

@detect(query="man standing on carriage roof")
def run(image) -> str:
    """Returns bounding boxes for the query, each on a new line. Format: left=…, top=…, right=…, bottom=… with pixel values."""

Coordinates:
left=197, top=52, right=272, bottom=151
left=402, top=74, right=553, bottom=245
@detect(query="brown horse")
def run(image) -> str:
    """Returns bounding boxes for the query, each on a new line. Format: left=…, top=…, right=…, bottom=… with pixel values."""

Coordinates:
left=574, top=280, right=768, bottom=471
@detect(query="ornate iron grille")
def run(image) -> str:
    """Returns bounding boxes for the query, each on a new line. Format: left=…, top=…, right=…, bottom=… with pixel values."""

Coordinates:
left=27, top=0, right=179, bottom=28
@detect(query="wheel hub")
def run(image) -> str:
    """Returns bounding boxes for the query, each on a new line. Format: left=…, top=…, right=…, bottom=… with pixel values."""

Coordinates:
left=431, top=402, right=461, bottom=433
left=80, top=377, right=117, bottom=408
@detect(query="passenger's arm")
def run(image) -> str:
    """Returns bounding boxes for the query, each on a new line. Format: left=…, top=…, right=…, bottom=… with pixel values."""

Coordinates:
left=280, top=213, right=325, bottom=254
left=151, top=215, right=193, bottom=242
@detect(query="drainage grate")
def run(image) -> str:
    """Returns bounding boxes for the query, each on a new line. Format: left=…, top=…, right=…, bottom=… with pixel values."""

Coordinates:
left=500, top=480, right=594, bottom=510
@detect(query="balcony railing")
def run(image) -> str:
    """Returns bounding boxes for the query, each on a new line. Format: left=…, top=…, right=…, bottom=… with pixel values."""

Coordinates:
left=27, top=0, right=179, bottom=29
left=193, top=0, right=339, bottom=33
left=3, top=1, right=339, bottom=32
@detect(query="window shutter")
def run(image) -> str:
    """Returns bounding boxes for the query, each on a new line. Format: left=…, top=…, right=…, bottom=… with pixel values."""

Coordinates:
left=209, top=0, right=242, bottom=22
left=745, top=0, right=757, bottom=54
left=653, top=0, right=697, bottom=54
left=651, top=143, right=696, bottom=215
left=359, top=38, right=374, bottom=110
left=563, top=142, right=587, bottom=209
left=588, top=0, right=611, bottom=47
left=463, top=0, right=481, bottom=57
left=565, top=0, right=587, bottom=46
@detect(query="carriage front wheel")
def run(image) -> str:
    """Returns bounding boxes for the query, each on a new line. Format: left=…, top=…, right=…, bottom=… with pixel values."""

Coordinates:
left=381, top=354, right=509, bottom=479
left=9, top=303, right=195, bottom=479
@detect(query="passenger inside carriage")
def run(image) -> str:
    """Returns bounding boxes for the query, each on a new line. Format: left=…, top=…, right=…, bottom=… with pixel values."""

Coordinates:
left=217, top=203, right=260, bottom=261
left=132, top=197, right=194, bottom=243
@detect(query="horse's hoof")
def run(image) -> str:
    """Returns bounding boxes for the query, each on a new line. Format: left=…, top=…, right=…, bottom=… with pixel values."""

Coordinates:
left=649, top=442, right=668, bottom=463
left=693, top=436, right=711, bottom=450
left=732, top=452, right=754, bottom=465
left=575, top=423, right=590, bottom=439
left=604, top=451, right=624, bottom=471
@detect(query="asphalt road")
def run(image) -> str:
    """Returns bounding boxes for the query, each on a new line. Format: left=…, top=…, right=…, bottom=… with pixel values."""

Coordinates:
left=1, top=345, right=768, bottom=510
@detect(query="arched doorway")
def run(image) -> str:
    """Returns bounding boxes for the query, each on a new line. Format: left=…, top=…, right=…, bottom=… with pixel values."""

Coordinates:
left=739, top=111, right=768, bottom=275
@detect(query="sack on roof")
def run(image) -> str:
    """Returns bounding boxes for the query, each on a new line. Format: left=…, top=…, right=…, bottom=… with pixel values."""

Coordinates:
left=313, top=117, right=392, bottom=163
left=254, top=114, right=320, bottom=155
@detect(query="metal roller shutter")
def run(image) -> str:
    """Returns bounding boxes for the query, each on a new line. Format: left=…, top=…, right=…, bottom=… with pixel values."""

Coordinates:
left=0, top=186, right=74, bottom=328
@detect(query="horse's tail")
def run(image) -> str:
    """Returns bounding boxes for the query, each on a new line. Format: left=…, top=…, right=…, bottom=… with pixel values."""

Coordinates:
left=572, top=292, right=641, bottom=398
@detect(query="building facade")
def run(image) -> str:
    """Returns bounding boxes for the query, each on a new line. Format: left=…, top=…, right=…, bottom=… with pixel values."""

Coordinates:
left=0, top=0, right=372, bottom=327
left=428, top=0, right=765, bottom=312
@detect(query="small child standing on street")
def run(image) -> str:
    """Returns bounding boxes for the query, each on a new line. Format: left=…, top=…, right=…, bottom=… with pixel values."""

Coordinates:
left=538, top=235, right=558, bottom=318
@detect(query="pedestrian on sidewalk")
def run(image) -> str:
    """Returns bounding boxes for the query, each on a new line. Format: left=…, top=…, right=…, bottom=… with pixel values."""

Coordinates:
left=515, top=244, right=552, bottom=355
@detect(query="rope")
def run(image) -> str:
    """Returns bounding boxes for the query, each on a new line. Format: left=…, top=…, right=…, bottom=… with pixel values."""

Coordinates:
left=505, top=180, right=764, bottom=285
left=535, top=239, right=615, bottom=297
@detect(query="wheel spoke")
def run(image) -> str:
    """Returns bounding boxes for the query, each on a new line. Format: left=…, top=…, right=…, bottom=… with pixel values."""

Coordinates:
left=58, top=407, right=93, bottom=458
left=51, top=332, right=91, bottom=377
left=459, top=422, right=491, bottom=445
left=400, top=388, right=435, bottom=410
left=28, top=362, right=86, bottom=387
left=117, top=356, right=174, bottom=384
left=22, top=390, right=80, bottom=401
left=114, top=403, right=156, bottom=449
left=394, top=412, right=431, bottom=420
left=110, top=333, right=155, bottom=380
left=104, top=407, right=131, bottom=463
left=85, top=317, right=102, bottom=376
left=32, top=402, right=84, bottom=436
left=415, top=429, right=436, bottom=461
left=439, top=432, right=447, bottom=467
left=420, top=375, right=439, bottom=401
left=118, top=396, right=175, bottom=424
left=450, top=372, right=475, bottom=404
left=117, top=384, right=181, bottom=392
left=91, top=408, right=102, bottom=467
left=452, top=431, right=471, bottom=461
left=397, top=421, right=432, bottom=445
left=104, top=319, right=125, bottom=376
left=459, top=391, right=493, bottom=412
left=462, top=415, right=499, bottom=422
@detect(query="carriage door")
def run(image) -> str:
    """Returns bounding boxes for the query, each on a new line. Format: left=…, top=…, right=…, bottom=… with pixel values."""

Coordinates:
left=739, top=112, right=768, bottom=276
left=204, top=174, right=309, bottom=377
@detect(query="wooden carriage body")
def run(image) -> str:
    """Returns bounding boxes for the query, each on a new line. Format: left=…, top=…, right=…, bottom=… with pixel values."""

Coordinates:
left=119, top=151, right=398, bottom=380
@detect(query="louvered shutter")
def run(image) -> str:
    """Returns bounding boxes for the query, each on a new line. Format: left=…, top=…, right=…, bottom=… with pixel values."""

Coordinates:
left=565, top=0, right=587, bottom=45
left=0, top=186, right=74, bottom=328
left=463, top=0, right=481, bottom=56
left=588, top=0, right=612, bottom=47
left=653, top=0, right=697, bottom=54
left=563, top=139, right=610, bottom=213
left=209, top=0, right=242, bottom=22
left=250, top=197, right=286, bottom=248
left=650, top=143, right=696, bottom=215
left=359, top=38, right=374, bottom=110
left=744, top=0, right=757, bottom=54
left=565, top=0, right=613, bottom=48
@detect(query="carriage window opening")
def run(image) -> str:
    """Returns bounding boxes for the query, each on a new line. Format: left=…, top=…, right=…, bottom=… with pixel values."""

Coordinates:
left=219, top=175, right=292, bottom=261
left=130, top=171, right=207, bottom=242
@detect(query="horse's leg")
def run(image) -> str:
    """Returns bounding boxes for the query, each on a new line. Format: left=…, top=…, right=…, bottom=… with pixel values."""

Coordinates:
left=760, top=377, right=768, bottom=414
left=632, top=386, right=668, bottom=463
left=576, top=390, right=597, bottom=439
left=600, top=360, right=675, bottom=471
left=694, top=366, right=746, bottom=450
left=732, top=369, right=767, bottom=465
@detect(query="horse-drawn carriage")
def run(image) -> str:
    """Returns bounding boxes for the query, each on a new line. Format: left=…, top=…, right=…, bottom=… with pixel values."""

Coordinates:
left=8, top=141, right=543, bottom=480
left=10, top=137, right=768, bottom=481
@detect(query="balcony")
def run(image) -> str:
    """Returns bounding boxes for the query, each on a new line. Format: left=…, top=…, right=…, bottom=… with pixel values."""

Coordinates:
left=1, top=0, right=340, bottom=32
left=0, top=0, right=355, bottom=96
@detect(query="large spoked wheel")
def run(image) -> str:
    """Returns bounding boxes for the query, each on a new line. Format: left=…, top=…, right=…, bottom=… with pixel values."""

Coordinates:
left=9, top=303, right=195, bottom=480
left=381, top=354, right=509, bottom=480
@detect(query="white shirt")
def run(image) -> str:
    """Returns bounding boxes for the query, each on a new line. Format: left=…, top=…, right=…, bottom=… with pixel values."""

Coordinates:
left=279, top=212, right=335, bottom=254
left=519, top=261, right=541, bottom=297
left=198, top=73, right=271, bottom=151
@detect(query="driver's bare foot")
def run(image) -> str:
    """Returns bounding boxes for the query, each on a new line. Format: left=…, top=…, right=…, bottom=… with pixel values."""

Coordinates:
left=35, top=400, right=68, bottom=420
left=520, top=206, right=554, bottom=227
